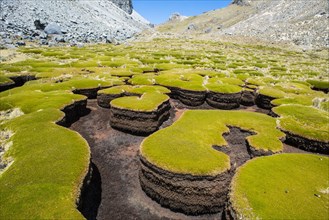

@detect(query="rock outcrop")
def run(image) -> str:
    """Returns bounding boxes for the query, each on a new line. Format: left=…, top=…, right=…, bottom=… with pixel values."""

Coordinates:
left=232, top=0, right=251, bottom=6
left=0, top=0, right=150, bottom=46
left=110, top=0, right=133, bottom=14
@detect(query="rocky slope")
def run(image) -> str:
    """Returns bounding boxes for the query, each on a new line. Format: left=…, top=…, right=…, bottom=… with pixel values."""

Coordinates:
left=0, top=0, right=150, bottom=46
left=156, top=0, right=329, bottom=49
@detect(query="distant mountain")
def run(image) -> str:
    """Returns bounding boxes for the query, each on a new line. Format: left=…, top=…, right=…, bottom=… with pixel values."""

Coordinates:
left=156, top=0, right=329, bottom=49
left=0, top=0, right=150, bottom=45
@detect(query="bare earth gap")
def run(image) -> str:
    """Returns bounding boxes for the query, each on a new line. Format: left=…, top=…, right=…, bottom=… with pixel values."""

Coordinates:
left=70, top=99, right=310, bottom=220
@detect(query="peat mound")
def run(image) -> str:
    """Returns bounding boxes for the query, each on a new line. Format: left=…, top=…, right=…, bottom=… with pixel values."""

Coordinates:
left=139, top=110, right=285, bottom=215
left=177, top=88, right=206, bottom=106
left=139, top=156, right=230, bottom=215
left=273, top=104, right=329, bottom=154
left=228, top=154, right=329, bottom=219
left=206, top=92, right=241, bottom=110
left=110, top=99, right=171, bottom=135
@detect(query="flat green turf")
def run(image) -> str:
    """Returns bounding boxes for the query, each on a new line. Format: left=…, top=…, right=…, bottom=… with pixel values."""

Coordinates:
left=140, top=110, right=284, bottom=176
left=230, top=154, right=329, bottom=219
left=0, top=108, right=89, bottom=219
left=110, top=92, right=169, bottom=111
left=273, top=104, right=329, bottom=142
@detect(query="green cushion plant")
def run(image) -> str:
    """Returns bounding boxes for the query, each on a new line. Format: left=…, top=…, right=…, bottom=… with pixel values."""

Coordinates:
left=0, top=88, right=90, bottom=219
left=140, top=110, right=284, bottom=176
left=230, top=154, right=329, bottom=219
left=273, top=104, right=329, bottom=142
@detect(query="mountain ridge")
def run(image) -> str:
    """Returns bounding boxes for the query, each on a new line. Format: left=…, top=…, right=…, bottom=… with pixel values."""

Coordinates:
left=155, top=0, right=329, bottom=49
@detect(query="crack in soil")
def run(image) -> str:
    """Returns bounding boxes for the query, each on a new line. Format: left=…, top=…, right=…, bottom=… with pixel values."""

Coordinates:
left=214, top=127, right=254, bottom=172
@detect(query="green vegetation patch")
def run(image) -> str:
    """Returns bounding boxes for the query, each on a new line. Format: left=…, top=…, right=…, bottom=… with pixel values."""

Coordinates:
left=140, top=110, right=284, bottom=176
left=307, top=79, right=329, bottom=90
left=0, top=76, right=14, bottom=84
left=0, top=89, right=90, bottom=219
left=258, top=86, right=286, bottom=98
left=271, top=94, right=314, bottom=106
left=111, top=92, right=169, bottom=112
left=155, top=73, right=205, bottom=91
left=98, top=85, right=170, bottom=96
left=230, top=154, right=329, bottom=219
left=273, top=105, right=329, bottom=142
left=206, top=83, right=242, bottom=94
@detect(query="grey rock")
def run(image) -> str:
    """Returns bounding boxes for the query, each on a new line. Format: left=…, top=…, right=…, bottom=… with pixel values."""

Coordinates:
left=77, top=42, right=84, bottom=48
left=16, top=41, right=26, bottom=46
left=4, top=38, right=13, bottom=44
left=4, top=44, right=16, bottom=49
left=44, top=23, right=62, bottom=34
left=39, top=32, right=48, bottom=39
left=54, top=35, right=65, bottom=43
left=48, top=41, right=57, bottom=47
left=169, top=12, right=188, bottom=21
left=232, top=0, right=251, bottom=6
left=39, top=39, right=48, bottom=45
left=110, top=0, right=133, bottom=14
left=34, top=20, right=46, bottom=30
left=204, top=28, right=212, bottom=33
left=187, top=23, right=197, bottom=30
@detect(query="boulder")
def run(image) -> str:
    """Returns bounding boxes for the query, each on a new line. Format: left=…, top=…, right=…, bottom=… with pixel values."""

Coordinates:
left=44, top=23, right=62, bottom=34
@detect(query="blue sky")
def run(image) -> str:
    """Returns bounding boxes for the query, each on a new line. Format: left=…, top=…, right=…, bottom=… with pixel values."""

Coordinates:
left=133, top=0, right=231, bottom=24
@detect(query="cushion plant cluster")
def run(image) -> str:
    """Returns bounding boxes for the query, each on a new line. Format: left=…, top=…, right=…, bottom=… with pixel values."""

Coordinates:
left=98, top=85, right=171, bottom=111
left=0, top=91, right=90, bottom=219
left=140, top=110, right=285, bottom=176
left=0, top=38, right=328, bottom=218
left=230, top=154, right=329, bottom=219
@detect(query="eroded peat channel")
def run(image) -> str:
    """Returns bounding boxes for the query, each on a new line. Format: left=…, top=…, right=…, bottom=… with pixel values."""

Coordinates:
left=71, top=100, right=218, bottom=220
left=70, top=99, right=313, bottom=220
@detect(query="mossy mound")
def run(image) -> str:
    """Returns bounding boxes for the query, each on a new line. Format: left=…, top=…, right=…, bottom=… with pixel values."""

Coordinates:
left=206, top=83, right=242, bottom=94
left=229, top=154, right=329, bottom=220
left=273, top=104, right=329, bottom=154
left=108, top=85, right=171, bottom=134
left=307, top=79, right=329, bottom=92
left=0, top=76, right=15, bottom=92
left=111, top=92, right=170, bottom=112
left=140, top=110, right=284, bottom=176
left=256, top=86, right=286, bottom=109
left=140, top=110, right=284, bottom=214
left=128, top=73, right=157, bottom=85
left=0, top=89, right=90, bottom=219
left=97, top=85, right=170, bottom=108
left=206, top=83, right=242, bottom=109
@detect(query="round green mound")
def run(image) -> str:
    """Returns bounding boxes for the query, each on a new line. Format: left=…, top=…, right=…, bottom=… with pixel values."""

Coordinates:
left=110, top=92, right=169, bottom=112
left=140, top=110, right=284, bottom=176
left=230, top=154, right=329, bottom=219
left=273, top=104, right=329, bottom=142
left=206, top=83, right=242, bottom=93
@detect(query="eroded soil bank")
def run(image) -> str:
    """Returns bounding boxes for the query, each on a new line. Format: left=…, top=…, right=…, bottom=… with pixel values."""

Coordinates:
left=70, top=99, right=310, bottom=220
left=71, top=100, right=223, bottom=220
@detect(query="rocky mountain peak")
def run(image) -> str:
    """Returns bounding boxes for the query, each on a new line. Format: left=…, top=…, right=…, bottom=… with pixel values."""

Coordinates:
left=110, top=0, right=133, bottom=14
left=232, top=0, right=251, bottom=6
left=169, top=13, right=188, bottom=22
